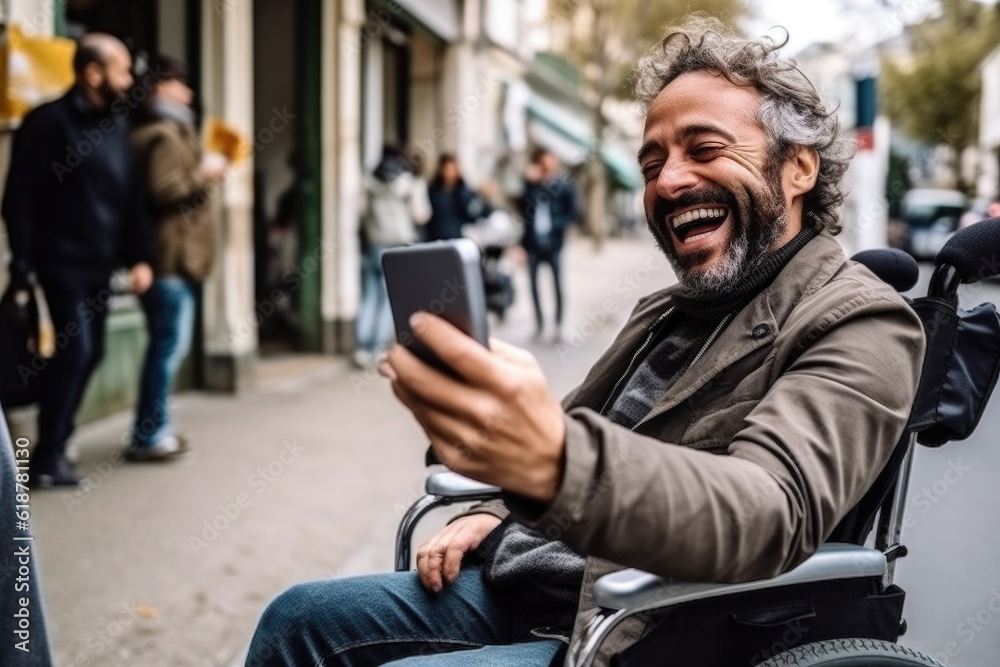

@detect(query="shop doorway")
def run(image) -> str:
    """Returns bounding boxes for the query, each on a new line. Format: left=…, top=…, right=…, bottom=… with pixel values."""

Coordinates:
left=253, top=0, right=322, bottom=354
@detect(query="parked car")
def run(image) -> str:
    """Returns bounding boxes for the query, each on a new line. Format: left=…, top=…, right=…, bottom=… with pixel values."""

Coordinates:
left=899, top=189, right=967, bottom=261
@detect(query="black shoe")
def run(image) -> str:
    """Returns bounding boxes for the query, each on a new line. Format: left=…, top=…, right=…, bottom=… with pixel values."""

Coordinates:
left=29, top=459, right=80, bottom=488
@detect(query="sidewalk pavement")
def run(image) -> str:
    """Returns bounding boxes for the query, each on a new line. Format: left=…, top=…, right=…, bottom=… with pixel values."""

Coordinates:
left=27, top=231, right=675, bottom=667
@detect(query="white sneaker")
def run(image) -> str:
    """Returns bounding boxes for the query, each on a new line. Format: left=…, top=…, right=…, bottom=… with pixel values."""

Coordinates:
left=353, top=349, right=374, bottom=369
left=125, top=436, right=182, bottom=462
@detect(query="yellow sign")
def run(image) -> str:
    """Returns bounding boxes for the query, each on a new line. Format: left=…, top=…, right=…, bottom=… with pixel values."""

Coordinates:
left=0, top=24, right=75, bottom=124
left=204, top=116, right=251, bottom=164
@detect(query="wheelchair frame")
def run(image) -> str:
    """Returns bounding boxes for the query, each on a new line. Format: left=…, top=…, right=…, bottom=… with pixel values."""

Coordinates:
left=393, top=234, right=995, bottom=666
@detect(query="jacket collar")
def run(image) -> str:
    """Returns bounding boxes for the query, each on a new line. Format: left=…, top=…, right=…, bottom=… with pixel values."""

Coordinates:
left=568, top=232, right=847, bottom=422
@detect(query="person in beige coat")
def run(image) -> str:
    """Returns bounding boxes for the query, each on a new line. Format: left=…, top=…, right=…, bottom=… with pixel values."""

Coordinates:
left=247, top=17, right=925, bottom=667
left=127, top=56, right=225, bottom=461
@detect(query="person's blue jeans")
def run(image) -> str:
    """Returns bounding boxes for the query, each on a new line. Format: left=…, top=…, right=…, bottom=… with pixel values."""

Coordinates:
left=246, top=565, right=566, bottom=666
left=355, top=246, right=395, bottom=354
left=132, top=277, right=196, bottom=446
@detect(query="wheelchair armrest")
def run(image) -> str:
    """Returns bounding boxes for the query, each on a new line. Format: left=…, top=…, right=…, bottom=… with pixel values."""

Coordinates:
left=425, top=471, right=502, bottom=499
left=592, top=543, right=887, bottom=613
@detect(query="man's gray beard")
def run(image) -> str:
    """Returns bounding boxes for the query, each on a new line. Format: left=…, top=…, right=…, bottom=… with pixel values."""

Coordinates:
left=665, top=211, right=788, bottom=300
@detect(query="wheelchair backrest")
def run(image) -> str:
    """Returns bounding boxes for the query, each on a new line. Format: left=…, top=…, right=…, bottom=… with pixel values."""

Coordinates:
left=828, top=219, right=1000, bottom=545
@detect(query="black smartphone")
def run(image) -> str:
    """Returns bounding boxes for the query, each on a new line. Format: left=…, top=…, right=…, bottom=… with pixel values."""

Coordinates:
left=382, top=239, right=490, bottom=373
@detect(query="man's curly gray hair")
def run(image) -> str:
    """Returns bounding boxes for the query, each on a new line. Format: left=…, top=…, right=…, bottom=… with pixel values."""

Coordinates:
left=634, top=15, right=854, bottom=234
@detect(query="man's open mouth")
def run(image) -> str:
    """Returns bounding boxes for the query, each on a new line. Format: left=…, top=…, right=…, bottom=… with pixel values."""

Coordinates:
left=670, top=206, right=729, bottom=243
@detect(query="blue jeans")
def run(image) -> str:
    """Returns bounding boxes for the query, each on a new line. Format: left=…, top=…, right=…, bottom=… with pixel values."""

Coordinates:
left=355, top=246, right=395, bottom=354
left=246, top=565, right=565, bottom=666
left=132, top=277, right=196, bottom=446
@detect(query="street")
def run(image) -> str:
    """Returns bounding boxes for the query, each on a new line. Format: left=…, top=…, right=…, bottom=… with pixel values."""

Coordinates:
left=894, top=267, right=1000, bottom=665
left=25, top=239, right=1000, bottom=666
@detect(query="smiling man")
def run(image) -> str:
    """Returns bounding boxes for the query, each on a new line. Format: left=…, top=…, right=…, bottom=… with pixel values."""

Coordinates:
left=248, top=16, right=925, bottom=667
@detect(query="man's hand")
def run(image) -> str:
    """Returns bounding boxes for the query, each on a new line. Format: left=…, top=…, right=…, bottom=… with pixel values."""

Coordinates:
left=382, top=313, right=566, bottom=503
left=417, top=513, right=502, bottom=593
left=129, top=262, right=154, bottom=295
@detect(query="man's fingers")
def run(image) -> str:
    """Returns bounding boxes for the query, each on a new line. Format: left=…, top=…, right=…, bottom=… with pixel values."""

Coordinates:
left=388, top=345, right=481, bottom=417
left=389, top=353, right=499, bottom=432
left=488, top=337, right=535, bottom=365
left=442, top=545, right=465, bottom=584
left=409, top=313, right=502, bottom=386
left=417, top=548, right=445, bottom=593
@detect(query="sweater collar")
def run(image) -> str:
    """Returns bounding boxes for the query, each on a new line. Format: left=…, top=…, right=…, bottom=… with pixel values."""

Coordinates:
left=563, top=231, right=847, bottom=414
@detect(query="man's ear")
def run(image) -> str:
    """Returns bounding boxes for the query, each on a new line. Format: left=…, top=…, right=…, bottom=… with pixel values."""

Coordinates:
left=784, top=146, right=820, bottom=198
left=83, top=62, right=104, bottom=89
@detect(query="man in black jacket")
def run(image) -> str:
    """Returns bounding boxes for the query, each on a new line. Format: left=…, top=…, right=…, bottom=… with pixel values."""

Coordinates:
left=2, top=33, right=154, bottom=487
left=521, top=149, right=578, bottom=339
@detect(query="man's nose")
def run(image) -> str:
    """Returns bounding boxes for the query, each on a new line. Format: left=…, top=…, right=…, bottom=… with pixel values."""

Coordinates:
left=655, top=158, right=699, bottom=200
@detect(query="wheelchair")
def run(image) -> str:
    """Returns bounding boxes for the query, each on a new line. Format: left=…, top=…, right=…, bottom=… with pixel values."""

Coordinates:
left=394, top=219, right=1000, bottom=666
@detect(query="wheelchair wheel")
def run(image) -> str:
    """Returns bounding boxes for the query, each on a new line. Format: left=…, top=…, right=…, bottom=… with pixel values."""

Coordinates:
left=758, top=639, right=944, bottom=666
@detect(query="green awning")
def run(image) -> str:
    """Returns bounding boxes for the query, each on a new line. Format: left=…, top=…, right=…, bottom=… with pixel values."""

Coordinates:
left=526, top=95, right=642, bottom=191
left=601, top=146, right=643, bottom=191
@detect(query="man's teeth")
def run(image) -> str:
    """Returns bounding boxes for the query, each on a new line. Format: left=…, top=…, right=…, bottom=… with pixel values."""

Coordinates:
left=671, top=207, right=726, bottom=228
left=685, top=230, right=716, bottom=243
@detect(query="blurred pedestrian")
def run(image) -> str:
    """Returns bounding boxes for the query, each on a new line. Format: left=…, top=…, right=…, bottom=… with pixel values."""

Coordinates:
left=521, top=148, right=578, bottom=339
left=354, top=144, right=430, bottom=368
left=988, top=200, right=1000, bottom=219
left=1, top=33, right=154, bottom=487
left=126, top=55, right=224, bottom=461
left=264, top=152, right=302, bottom=339
left=425, top=154, right=481, bottom=241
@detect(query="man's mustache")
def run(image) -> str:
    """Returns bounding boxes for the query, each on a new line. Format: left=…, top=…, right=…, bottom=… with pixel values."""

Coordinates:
left=652, top=186, right=736, bottom=226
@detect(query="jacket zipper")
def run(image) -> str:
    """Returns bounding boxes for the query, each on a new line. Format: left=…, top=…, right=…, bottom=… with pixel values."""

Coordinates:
left=599, top=307, right=675, bottom=416
left=690, top=312, right=735, bottom=368
left=598, top=308, right=735, bottom=423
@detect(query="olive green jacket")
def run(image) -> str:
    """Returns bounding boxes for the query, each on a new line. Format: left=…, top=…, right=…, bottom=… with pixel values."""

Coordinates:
left=131, top=119, right=215, bottom=281
left=471, top=231, right=925, bottom=664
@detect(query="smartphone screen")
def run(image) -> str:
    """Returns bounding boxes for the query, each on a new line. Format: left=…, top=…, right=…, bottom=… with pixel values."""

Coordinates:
left=382, top=239, right=490, bottom=372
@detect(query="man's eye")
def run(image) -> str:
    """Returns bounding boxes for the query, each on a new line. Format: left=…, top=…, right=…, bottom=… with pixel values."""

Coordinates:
left=641, top=163, right=661, bottom=180
left=691, top=145, right=723, bottom=160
